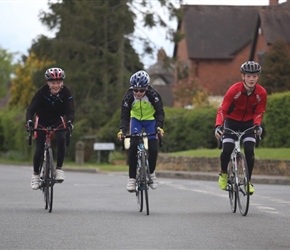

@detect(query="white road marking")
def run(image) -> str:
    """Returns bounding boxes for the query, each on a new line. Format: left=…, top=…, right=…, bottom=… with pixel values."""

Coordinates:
left=160, top=181, right=289, bottom=215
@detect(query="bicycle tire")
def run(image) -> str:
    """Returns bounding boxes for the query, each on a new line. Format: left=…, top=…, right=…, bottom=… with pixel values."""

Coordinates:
left=136, top=188, right=143, bottom=212
left=38, top=154, right=47, bottom=209
left=44, top=150, right=50, bottom=210
left=227, top=161, right=237, bottom=213
left=136, top=164, right=143, bottom=212
left=47, top=148, right=54, bottom=213
left=140, top=152, right=149, bottom=215
left=236, top=153, right=250, bottom=216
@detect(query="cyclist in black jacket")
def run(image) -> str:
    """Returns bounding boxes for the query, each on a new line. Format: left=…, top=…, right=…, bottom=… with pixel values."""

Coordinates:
left=117, top=70, right=165, bottom=192
left=26, top=67, right=75, bottom=190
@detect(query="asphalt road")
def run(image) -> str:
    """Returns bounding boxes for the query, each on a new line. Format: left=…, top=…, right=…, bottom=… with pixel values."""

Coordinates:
left=1, top=164, right=290, bottom=250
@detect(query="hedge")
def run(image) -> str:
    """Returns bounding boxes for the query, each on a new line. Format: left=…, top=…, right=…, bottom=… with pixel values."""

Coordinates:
left=1, top=91, right=289, bottom=162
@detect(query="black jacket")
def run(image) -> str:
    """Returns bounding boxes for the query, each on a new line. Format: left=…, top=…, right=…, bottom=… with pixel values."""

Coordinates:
left=26, top=84, right=75, bottom=125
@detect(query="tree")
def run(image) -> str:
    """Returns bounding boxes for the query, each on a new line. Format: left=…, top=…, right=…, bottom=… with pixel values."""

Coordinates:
left=27, top=0, right=183, bottom=130
left=260, top=40, right=290, bottom=94
left=172, top=61, right=209, bottom=108
left=9, top=52, right=53, bottom=108
left=29, top=0, right=142, bottom=129
left=0, top=48, right=18, bottom=98
left=129, top=0, right=184, bottom=60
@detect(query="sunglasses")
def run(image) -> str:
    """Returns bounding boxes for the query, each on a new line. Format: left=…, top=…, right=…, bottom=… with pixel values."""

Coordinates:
left=133, top=88, right=146, bottom=93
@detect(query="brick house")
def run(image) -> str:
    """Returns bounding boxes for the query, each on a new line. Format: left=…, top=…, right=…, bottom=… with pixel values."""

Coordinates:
left=173, top=0, right=290, bottom=101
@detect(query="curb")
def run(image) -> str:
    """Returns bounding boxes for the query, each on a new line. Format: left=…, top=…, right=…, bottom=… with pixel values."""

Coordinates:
left=3, top=164, right=288, bottom=186
left=156, top=170, right=290, bottom=185
left=62, top=167, right=290, bottom=186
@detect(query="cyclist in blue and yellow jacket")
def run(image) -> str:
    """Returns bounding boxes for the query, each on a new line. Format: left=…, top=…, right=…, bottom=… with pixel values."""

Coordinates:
left=117, top=70, right=165, bottom=192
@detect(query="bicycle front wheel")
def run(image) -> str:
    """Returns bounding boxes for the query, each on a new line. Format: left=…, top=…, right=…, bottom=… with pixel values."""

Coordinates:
left=227, top=161, right=237, bottom=213
left=136, top=166, right=143, bottom=212
left=47, top=148, right=54, bottom=213
left=43, top=150, right=50, bottom=210
left=140, top=152, right=149, bottom=216
left=39, top=153, right=48, bottom=210
left=236, top=153, right=250, bottom=216
left=136, top=187, right=143, bottom=212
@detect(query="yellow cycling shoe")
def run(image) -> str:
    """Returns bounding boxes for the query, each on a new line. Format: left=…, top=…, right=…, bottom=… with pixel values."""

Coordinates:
left=218, top=173, right=228, bottom=190
left=248, top=182, right=254, bottom=195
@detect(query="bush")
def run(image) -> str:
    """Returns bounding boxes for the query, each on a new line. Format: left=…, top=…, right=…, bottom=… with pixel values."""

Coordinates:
left=263, top=92, right=290, bottom=147
left=3, top=91, right=288, bottom=163
left=0, top=107, right=26, bottom=153
left=0, top=107, right=96, bottom=162
left=98, top=106, right=218, bottom=153
left=161, top=107, right=217, bottom=152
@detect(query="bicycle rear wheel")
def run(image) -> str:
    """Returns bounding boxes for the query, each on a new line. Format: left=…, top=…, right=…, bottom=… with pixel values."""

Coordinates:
left=47, top=148, right=54, bottom=213
left=236, top=153, right=250, bottom=216
left=227, top=161, right=237, bottom=213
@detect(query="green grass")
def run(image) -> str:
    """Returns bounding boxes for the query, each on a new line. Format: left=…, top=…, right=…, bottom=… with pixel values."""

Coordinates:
left=1, top=148, right=289, bottom=173
left=169, top=148, right=290, bottom=160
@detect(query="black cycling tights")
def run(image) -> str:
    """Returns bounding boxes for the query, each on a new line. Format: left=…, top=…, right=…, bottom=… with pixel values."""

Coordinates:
left=33, top=130, right=66, bottom=174
left=220, top=141, right=255, bottom=180
left=128, top=138, right=158, bottom=178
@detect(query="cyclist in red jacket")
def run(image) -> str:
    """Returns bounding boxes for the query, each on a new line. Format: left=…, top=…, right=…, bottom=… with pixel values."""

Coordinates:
left=214, top=61, right=267, bottom=194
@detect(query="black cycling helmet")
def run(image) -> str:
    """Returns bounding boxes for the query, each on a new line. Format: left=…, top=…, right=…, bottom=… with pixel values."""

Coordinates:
left=240, top=61, right=261, bottom=74
left=130, top=70, right=150, bottom=88
left=45, top=67, right=66, bottom=80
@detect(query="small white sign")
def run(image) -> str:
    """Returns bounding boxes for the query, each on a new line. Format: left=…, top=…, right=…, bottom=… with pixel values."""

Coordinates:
left=93, top=143, right=115, bottom=151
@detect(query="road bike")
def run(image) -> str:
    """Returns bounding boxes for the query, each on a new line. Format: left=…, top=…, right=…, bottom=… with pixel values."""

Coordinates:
left=123, top=132, right=162, bottom=216
left=28, top=122, right=70, bottom=213
left=224, top=126, right=259, bottom=216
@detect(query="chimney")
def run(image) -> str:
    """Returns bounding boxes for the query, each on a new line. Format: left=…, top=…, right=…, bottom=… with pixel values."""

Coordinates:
left=269, top=0, right=279, bottom=5
left=157, top=48, right=167, bottom=62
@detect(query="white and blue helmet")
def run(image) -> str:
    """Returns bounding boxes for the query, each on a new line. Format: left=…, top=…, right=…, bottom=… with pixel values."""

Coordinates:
left=130, top=70, right=150, bottom=88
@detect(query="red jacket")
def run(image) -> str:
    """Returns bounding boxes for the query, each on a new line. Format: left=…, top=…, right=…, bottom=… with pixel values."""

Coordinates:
left=215, top=81, right=267, bottom=127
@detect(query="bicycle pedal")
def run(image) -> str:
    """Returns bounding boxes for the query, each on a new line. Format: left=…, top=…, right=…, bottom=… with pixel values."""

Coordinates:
left=55, top=179, right=64, bottom=183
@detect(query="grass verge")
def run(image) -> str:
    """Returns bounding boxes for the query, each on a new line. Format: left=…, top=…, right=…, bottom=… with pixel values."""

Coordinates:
left=168, top=148, right=290, bottom=160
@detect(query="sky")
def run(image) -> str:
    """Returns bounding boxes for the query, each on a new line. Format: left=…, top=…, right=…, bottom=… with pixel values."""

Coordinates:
left=0, top=0, right=286, bottom=68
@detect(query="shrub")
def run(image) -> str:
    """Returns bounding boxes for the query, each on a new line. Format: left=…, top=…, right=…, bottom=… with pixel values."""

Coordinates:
left=0, top=107, right=26, bottom=151
left=98, top=106, right=217, bottom=153
left=263, top=92, right=290, bottom=147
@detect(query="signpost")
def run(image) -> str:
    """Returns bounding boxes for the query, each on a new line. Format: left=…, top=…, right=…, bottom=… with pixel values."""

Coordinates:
left=93, top=143, right=115, bottom=163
